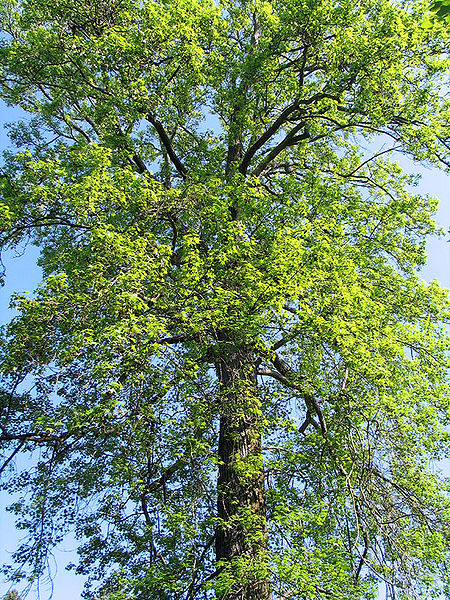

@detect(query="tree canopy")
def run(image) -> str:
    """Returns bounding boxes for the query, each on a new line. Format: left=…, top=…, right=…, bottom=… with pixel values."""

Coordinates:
left=0, top=0, right=450, bottom=599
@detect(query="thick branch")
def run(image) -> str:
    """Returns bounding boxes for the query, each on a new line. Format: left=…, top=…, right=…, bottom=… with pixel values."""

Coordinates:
left=241, top=92, right=339, bottom=177
left=354, top=532, right=369, bottom=583
left=271, top=332, right=301, bottom=351
left=252, top=124, right=309, bottom=178
left=0, top=429, right=69, bottom=444
left=238, top=103, right=299, bottom=176
left=145, top=113, right=187, bottom=179
left=132, top=153, right=150, bottom=175
left=155, top=334, right=188, bottom=345
left=144, top=458, right=186, bottom=495
left=298, top=409, right=320, bottom=434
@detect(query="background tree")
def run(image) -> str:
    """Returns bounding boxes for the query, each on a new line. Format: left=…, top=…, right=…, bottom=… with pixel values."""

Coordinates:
left=0, top=0, right=450, bottom=599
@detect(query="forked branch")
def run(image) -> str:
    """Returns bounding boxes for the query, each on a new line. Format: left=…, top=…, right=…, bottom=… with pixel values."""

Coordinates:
left=145, top=113, right=187, bottom=179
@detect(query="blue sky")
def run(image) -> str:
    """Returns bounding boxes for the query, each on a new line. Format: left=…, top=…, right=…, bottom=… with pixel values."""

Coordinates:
left=0, top=104, right=449, bottom=599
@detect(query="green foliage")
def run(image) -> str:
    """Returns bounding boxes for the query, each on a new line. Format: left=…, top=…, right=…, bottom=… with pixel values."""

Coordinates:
left=0, top=0, right=449, bottom=598
left=430, top=0, right=450, bottom=21
left=3, top=591, right=20, bottom=600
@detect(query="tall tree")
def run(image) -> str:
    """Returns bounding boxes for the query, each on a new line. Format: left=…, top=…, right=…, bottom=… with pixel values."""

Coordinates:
left=0, top=0, right=450, bottom=598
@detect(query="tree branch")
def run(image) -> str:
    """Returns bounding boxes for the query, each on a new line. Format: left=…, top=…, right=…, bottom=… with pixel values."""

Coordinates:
left=155, top=334, right=189, bottom=345
left=0, top=429, right=68, bottom=444
left=0, top=438, right=26, bottom=476
left=144, top=459, right=186, bottom=495
left=241, top=92, right=340, bottom=177
left=239, top=103, right=300, bottom=175
left=252, top=124, right=309, bottom=178
left=354, top=532, right=369, bottom=583
left=145, top=113, right=187, bottom=179
left=257, top=368, right=327, bottom=436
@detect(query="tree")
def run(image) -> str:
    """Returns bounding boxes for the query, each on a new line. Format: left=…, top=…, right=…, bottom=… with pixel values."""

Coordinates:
left=0, top=0, right=449, bottom=598
left=3, top=591, right=20, bottom=600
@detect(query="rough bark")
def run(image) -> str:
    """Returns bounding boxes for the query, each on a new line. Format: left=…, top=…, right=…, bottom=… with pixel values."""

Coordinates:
left=215, top=342, right=272, bottom=600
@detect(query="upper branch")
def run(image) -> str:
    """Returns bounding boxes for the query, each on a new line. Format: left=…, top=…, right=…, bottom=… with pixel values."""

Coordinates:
left=240, top=92, right=339, bottom=177
left=145, top=113, right=187, bottom=179
left=252, top=123, right=309, bottom=178
left=257, top=365, right=327, bottom=436
left=238, top=102, right=300, bottom=176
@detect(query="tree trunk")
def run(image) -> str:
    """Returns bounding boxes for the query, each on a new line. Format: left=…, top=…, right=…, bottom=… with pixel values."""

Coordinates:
left=215, top=342, right=272, bottom=600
